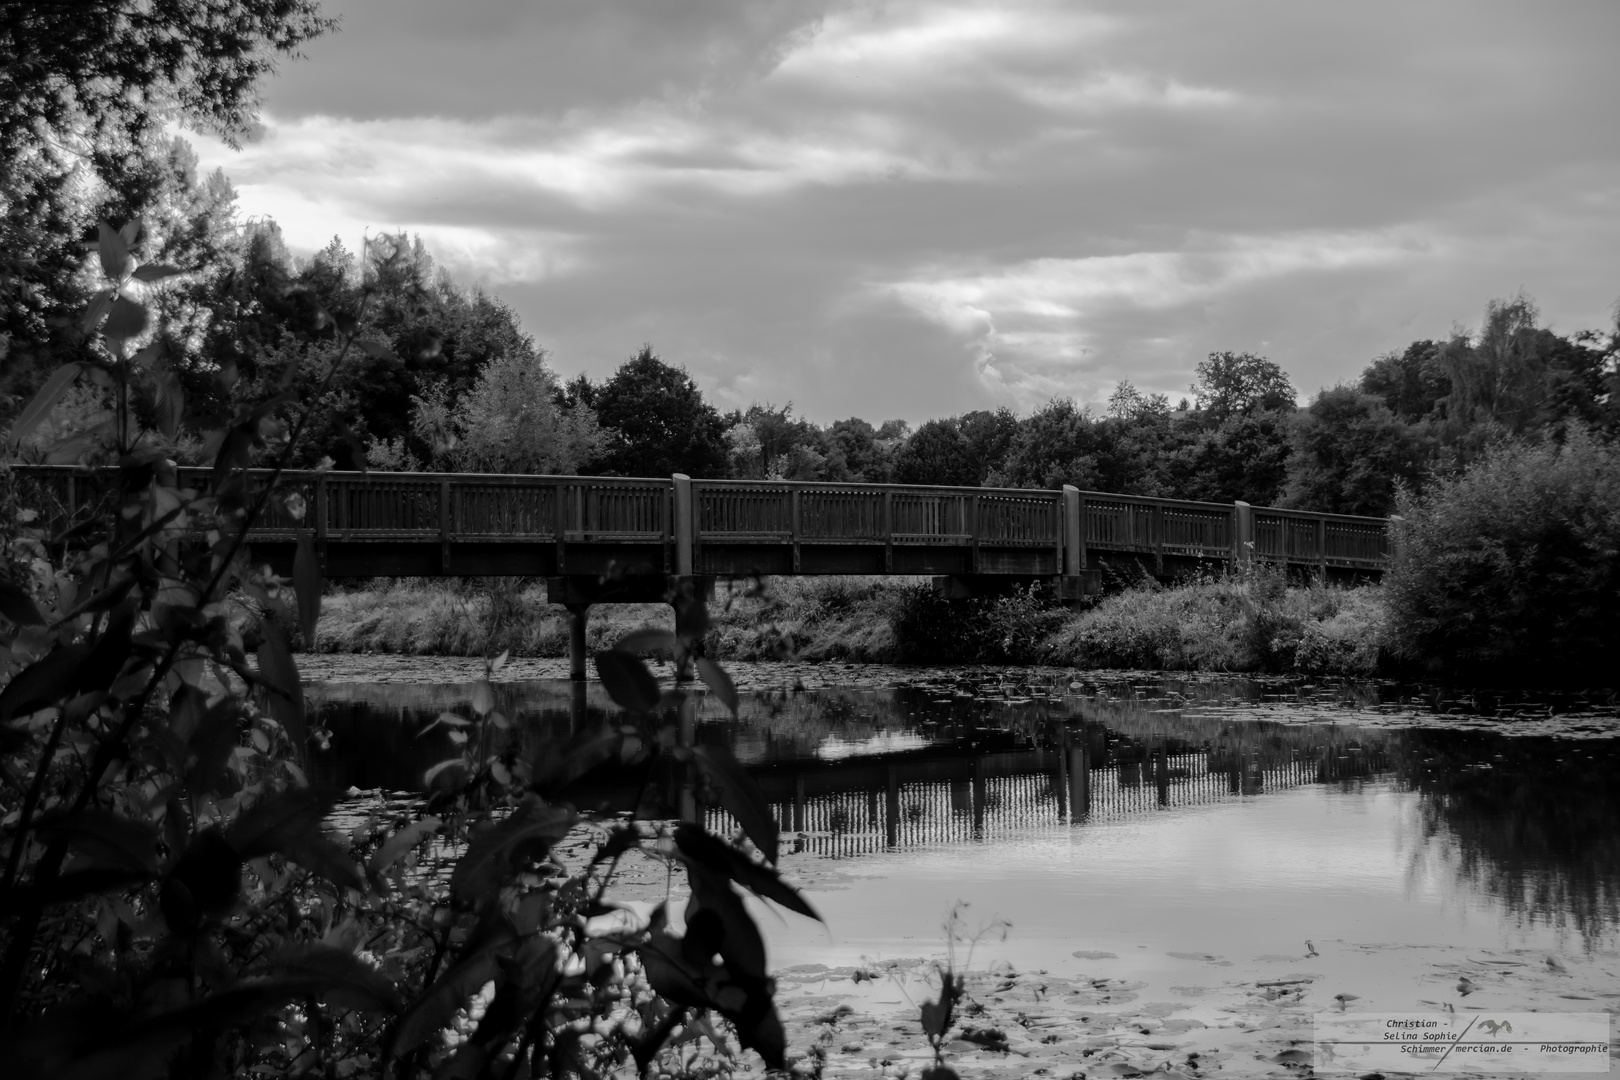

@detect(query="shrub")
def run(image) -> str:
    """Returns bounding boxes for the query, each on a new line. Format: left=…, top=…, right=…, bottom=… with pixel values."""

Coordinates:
left=1383, top=429, right=1620, bottom=683
left=1047, top=569, right=1389, bottom=675
left=887, top=582, right=1067, bottom=664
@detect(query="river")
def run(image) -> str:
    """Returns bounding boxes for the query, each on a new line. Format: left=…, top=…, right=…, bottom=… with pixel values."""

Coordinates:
left=300, top=658, right=1620, bottom=1076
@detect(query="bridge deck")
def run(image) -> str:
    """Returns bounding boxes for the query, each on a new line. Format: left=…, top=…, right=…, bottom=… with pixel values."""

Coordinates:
left=14, top=466, right=1391, bottom=581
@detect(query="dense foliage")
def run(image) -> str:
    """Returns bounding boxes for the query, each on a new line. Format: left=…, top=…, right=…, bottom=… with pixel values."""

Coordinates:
left=1382, top=429, right=1620, bottom=683
left=0, top=227, right=815, bottom=1078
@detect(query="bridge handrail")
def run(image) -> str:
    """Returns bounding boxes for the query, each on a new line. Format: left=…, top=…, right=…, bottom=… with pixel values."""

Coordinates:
left=8, top=464, right=1392, bottom=572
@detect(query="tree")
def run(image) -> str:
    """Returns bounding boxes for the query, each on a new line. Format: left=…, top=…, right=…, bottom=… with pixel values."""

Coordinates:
left=1, top=0, right=335, bottom=410
left=988, top=398, right=1102, bottom=489
left=957, top=407, right=1018, bottom=484
left=1, top=0, right=335, bottom=153
left=725, top=402, right=827, bottom=480
left=1191, top=351, right=1296, bottom=422
left=1384, top=429, right=1620, bottom=682
left=587, top=346, right=728, bottom=477
left=414, top=350, right=603, bottom=474
left=893, top=419, right=976, bottom=486
left=1167, top=412, right=1293, bottom=505
left=1282, top=386, right=1432, bottom=516
left=1360, top=339, right=1450, bottom=422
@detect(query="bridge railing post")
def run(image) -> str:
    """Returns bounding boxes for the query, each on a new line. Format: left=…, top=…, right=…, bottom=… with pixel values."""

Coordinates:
left=672, top=473, right=693, bottom=576
left=1231, top=500, right=1253, bottom=571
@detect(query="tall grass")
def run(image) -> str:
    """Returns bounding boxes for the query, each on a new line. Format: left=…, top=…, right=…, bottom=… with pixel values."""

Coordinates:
left=312, top=570, right=1389, bottom=676
left=1045, top=566, right=1387, bottom=674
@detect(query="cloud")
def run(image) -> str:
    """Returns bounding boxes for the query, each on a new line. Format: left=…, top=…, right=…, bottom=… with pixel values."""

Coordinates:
left=189, top=0, right=1620, bottom=423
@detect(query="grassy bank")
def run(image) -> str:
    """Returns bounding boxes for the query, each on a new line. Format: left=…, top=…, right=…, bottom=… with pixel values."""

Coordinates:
left=310, top=569, right=1389, bottom=676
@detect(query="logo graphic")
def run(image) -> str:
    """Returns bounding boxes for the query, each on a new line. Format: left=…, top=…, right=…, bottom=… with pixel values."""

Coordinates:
left=1477, top=1020, right=1513, bottom=1037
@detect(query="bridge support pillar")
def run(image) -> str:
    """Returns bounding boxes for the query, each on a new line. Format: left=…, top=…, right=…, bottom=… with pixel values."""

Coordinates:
left=566, top=603, right=590, bottom=682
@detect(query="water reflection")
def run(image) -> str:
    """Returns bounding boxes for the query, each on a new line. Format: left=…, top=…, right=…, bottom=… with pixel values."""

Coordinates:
left=306, top=677, right=1620, bottom=948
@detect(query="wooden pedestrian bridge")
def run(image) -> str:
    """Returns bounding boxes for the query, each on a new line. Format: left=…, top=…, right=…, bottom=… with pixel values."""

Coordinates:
left=18, top=466, right=1392, bottom=603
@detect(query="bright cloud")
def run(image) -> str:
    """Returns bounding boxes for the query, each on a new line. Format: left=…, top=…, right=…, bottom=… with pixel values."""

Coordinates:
left=190, top=0, right=1620, bottom=422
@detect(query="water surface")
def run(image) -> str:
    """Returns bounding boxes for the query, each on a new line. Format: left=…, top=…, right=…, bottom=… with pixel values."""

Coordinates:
left=306, top=670, right=1620, bottom=983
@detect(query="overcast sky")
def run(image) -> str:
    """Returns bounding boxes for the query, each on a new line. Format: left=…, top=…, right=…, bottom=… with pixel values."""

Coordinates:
left=191, top=0, right=1620, bottom=423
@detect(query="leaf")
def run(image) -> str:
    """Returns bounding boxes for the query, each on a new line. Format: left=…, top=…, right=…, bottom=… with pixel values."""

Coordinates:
left=696, top=657, right=738, bottom=715
left=355, top=338, right=396, bottom=362
left=37, top=808, right=161, bottom=876
left=365, top=817, right=443, bottom=884
left=131, top=263, right=183, bottom=283
left=0, top=866, right=151, bottom=916
left=469, top=679, right=494, bottom=717
left=0, top=582, right=45, bottom=627
left=254, top=620, right=306, bottom=751
left=423, top=758, right=466, bottom=788
left=118, top=217, right=141, bottom=248
left=386, top=916, right=519, bottom=1061
left=593, top=649, right=661, bottom=714
left=227, top=788, right=364, bottom=892
left=80, top=288, right=113, bottom=331
left=46, top=433, right=99, bottom=465
left=614, top=628, right=682, bottom=657
left=211, top=424, right=253, bottom=492
left=294, top=533, right=321, bottom=646
left=8, top=362, right=82, bottom=445
left=0, top=644, right=90, bottom=721
left=102, top=295, right=148, bottom=341
left=526, top=730, right=625, bottom=800
left=692, top=743, right=779, bottom=864
left=672, top=824, right=819, bottom=922
left=152, top=370, right=183, bottom=438
left=726, top=984, right=786, bottom=1069
left=449, top=796, right=572, bottom=907
left=636, top=936, right=712, bottom=1010
left=415, top=711, right=471, bottom=738
left=684, top=861, right=769, bottom=980
left=920, top=996, right=951, bottom=1038
left=161, top=829, right=244, bottom=932
left=97, top=221, right=131, bottom=281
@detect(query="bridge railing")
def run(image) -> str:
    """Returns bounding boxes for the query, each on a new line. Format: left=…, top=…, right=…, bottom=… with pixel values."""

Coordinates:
left=9, top=465, right=1391, bottom=574
left=690, top=479, right=1061, bottom=549
left=1254, top=506, right=1387, bottom=570
left=1077, top=491, right=1236, bottom=560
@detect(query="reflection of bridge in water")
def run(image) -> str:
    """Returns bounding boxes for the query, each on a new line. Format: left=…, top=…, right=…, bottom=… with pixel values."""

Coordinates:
left=708, top=738, right=1390, bottom=857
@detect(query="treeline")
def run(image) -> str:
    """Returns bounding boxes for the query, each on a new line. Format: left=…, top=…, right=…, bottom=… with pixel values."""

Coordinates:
left=4, top=137, right=1617, bottom=519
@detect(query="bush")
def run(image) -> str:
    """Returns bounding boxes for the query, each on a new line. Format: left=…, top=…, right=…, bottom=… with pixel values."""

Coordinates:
left=888, top=582, right=1067, bottom=664
left=1046, top=568, right=1388, bottom=675
left=1384, top=429, right=1620, bottom=683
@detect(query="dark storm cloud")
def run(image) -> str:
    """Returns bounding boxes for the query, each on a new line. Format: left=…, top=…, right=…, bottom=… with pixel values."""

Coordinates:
left=197, top=0, right=1620, bottom=421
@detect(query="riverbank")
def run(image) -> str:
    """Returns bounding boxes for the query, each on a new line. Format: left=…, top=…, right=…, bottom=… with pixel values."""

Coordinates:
left=310, top=573, right=1392, bottom=677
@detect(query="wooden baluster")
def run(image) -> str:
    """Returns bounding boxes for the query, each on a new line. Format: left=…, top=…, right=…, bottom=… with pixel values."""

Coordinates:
left=970, top=494, right=980, bottom=573
left=882, top=490, right=894, bottom=573
left=439, top=478, right=452, bottom=574
left=1152, top=501, right=1165, bottom=576
left=553, top=480, right=567, bottom=574
left=314, top=474, right=328, bottom=562
left=790, top=485, right=801, bottom=572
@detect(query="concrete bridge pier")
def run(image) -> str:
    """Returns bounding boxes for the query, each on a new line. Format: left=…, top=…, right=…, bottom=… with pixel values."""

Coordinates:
left=566, top=604, right=590, bottom=682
